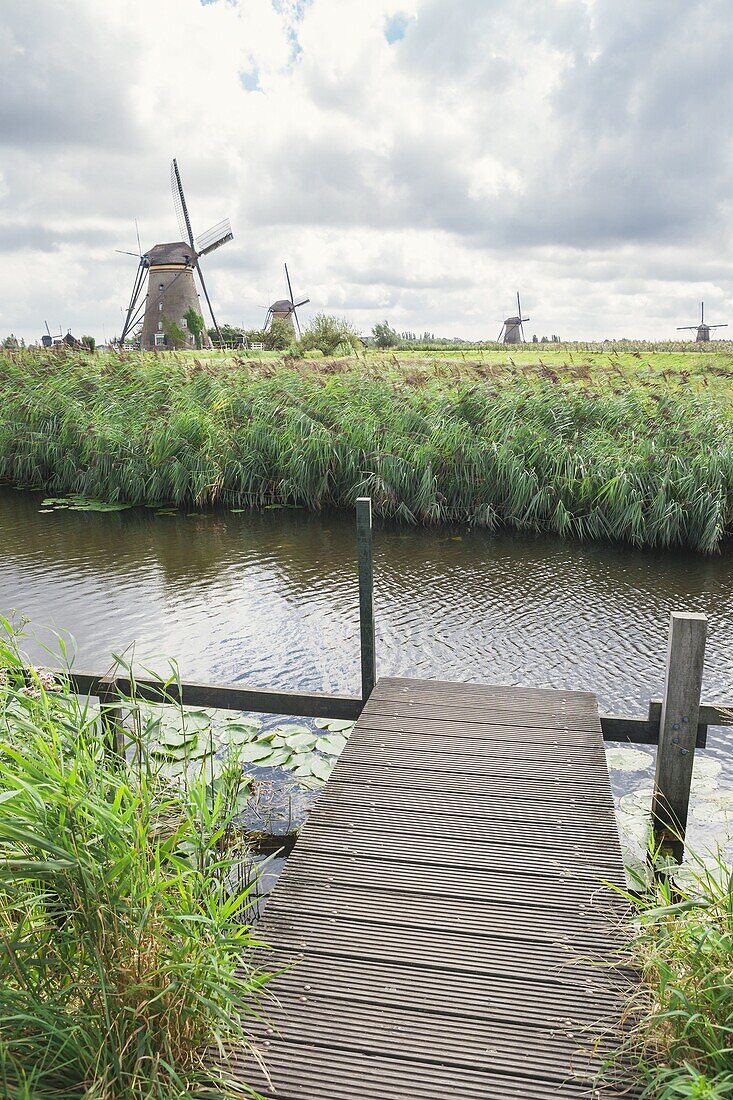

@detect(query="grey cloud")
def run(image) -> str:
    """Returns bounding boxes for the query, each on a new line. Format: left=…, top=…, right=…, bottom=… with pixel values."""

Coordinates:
left=0, top=1, right=140, bottom=149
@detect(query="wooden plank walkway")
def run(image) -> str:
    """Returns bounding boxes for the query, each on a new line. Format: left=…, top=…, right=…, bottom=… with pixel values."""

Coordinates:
left=237, top=677, right=631, bottom=1099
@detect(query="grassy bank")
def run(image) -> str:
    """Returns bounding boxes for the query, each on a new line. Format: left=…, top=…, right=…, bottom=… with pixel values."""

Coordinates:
left=0, top=628, right=267, bottom=1099
left=3, top=345, right=733, bottom=550
left=616, top=855, right=733, bottom=1099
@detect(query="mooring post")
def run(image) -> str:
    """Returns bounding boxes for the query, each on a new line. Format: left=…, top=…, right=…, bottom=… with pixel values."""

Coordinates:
left=98, top=675, right=126, bottom=758
left=651, top=611, right=707, bottom=862
left=356, top=497, right=376, bottom=702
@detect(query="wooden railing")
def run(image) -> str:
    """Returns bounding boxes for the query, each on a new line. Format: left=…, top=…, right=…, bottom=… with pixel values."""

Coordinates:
left=38, top=499, right=725, bottom=863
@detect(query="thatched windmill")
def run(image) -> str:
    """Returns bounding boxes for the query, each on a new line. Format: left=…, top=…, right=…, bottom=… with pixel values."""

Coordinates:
left=118, top=159, right=233, bottom=348
left=498, top=292, right=530, bottom=344
left=677, top=301, right=728, bottom=342
left=264, top=264, right=309, bottom=335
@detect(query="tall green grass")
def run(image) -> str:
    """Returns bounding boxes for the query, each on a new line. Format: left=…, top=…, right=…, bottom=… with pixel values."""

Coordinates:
left=614, top=854, right=733, bottom=1099
left=0, top=626, right=268, bottom=1099
left=2, top=348, right=733, bottom=550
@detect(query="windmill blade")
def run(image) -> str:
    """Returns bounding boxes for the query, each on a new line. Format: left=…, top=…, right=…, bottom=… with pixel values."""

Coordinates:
left=45, top=321, right=51, bottom=337
left=516, top=291, right=522, bottom=318
left=135, top=219, right=142, bottom=256
left=171, top=158, right=195, bottom=249
left=196, top=262, right=223, bottom=345
left=497, top=324, right=505, bottom=342
left=677, top=326, right=698, bottom=330
left=709, top=323, right=729, bottom=329
left=284, top=262, right=295, bottom=305
left=115, top=249, right=142, bottom=258
left=291, top=303, right=302, bottom=336
left=264, top=307, right=273, bottom=329
left=120, top=258, right=147, bottom=343
left=294, top=297, right=310, bottom=308
left=196, top=218, right=233, bottom=258
left=701, top=301, right=704, bottom=324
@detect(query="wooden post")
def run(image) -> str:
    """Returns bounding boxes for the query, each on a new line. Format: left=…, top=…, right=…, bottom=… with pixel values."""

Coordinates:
left=98, top=676, right=126, bottom=758
left=651, top=612, right=707, bottom=862
left=356, top=497, right=376, bottom=702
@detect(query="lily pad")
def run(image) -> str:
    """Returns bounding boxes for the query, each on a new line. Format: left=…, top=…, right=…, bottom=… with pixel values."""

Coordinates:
left=266, top=747, right=294, bottom=768
left=605, top=746, right=654, bottom=773
left=619, top=789, right=654, bottom=816
left=314, top=718, right=355, bottom=733
left=291, top=753, right=333, bottom=783
left=220, top=720, right=262, bottom=745
left=317, top=733, right=348, bottom=756
left=238, top=741, right=276, bottom=764
left=276, top=730, right=318, bottom=752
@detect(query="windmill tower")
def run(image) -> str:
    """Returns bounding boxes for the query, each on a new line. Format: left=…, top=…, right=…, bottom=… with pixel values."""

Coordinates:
left=677, top=301, right=728, bottom=342
left=497, top=292, right=530, bottom=344
left=118, top=159, right=233, bottom=348
left=264, top=264, right=310, bottom=335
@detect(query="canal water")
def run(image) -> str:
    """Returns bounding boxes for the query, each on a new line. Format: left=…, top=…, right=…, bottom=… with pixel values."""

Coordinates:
left=2, top=487, right=732, bottom=870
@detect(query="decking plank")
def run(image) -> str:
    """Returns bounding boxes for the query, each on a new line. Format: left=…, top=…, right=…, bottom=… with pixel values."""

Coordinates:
left=235, top=677, right=630, bottom=1098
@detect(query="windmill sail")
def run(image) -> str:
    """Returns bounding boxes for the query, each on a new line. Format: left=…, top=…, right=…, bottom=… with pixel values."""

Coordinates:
left=171, top=159, right=195, bottom=248
left=196, top=219, right=234, bottom=257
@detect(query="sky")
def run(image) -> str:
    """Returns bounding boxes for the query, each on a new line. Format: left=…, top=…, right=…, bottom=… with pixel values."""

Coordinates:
left=0, top=0, right=731, bottom=343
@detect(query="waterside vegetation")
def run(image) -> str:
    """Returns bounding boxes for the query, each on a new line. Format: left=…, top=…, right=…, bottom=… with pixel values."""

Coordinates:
left=0, top=630, right=268, bottom=1100
left=2, top=344, right=733, bottom=551
left=615, top=853, right=733, bottom=1099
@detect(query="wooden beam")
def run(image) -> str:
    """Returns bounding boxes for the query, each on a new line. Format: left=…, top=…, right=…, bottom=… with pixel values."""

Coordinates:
left=60, top=670, right=363, bottom=721
left=97, top=675, right=126, bottom=757
left=652, top=612, right=708, bottom=861
left=356, top=497, right=376, bottom=702
left=600, top=713, right=707, bottom=747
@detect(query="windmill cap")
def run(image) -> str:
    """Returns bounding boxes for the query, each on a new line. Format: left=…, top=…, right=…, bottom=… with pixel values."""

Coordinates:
left=146, top=242, right=196, bottom=266
left=270, top=299, right=294, bottom=311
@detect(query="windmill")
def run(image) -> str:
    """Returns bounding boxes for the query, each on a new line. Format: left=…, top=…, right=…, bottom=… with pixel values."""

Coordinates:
left=497, top=291, right=529, bottom=344
left=677, top=301, right=728, bottom=343
left=264, top=264, right=309, bottom=335
left=118, top=159, right=233, bottom=348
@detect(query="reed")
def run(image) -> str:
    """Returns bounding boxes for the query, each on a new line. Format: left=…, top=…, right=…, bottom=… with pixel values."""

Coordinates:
left=2, top=347, right=733, bottom=551
left=0, top=624, right=267, bottom=1099
left=612, top=854, right=733, bottom=1099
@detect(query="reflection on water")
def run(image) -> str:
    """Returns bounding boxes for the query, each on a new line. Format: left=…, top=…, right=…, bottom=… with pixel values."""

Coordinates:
left=2, top=486, right=732, bottom=860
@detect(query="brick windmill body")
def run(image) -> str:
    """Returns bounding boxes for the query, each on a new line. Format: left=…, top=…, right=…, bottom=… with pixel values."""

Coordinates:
left=119, top=160, right=232, bottom=348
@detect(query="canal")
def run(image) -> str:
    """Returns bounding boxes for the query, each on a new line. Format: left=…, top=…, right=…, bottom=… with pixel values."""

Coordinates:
left=2, top=486, right=732, bottom=867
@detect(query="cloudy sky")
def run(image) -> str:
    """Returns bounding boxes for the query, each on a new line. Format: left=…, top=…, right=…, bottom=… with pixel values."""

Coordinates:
left=1, top=0, right=731, bottom=343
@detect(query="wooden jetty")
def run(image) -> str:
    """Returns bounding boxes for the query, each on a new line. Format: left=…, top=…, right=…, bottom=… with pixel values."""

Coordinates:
left=49, top=498, right=721, bottom=1095
left=233, top=675, right=633, bottom=1099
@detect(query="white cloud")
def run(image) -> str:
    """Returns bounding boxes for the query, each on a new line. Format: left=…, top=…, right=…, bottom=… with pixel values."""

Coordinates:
left=0, top=0, right=731, bottom=342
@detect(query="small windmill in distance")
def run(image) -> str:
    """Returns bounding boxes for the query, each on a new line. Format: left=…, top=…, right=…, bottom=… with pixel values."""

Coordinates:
left=498, top=291, right=529, bottom=343
left=264, top=264, right=310, bottom=335
left=677, top=301, right=728, bottom=342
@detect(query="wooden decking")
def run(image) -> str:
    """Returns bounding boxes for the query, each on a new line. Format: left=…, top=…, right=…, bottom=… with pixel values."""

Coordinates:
left=238, top=677, right=631, bottom=1099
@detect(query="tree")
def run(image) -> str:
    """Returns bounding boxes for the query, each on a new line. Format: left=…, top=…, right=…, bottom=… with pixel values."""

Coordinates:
left=372, top=321, right=399, bottom=348
left=300, top=314, right=360, bottom=356
left=184, top=309, right=205, bottom=349
left=81, top=335, right=96, bottom=351
left=265, top=318, right=293, bottom=351
left=163, top=319, right=186, bottom=349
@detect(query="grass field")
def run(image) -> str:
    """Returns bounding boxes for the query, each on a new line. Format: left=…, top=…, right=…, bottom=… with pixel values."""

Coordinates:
left=2, top=343, right=733, bottom=551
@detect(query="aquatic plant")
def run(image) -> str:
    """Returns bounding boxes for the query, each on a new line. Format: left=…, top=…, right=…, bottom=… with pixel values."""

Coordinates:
left=611, top=852, right=733, bottom=1098
left=2, top=347, right=733, bottom=550
left=0, top=628, right=268, bottom=1100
